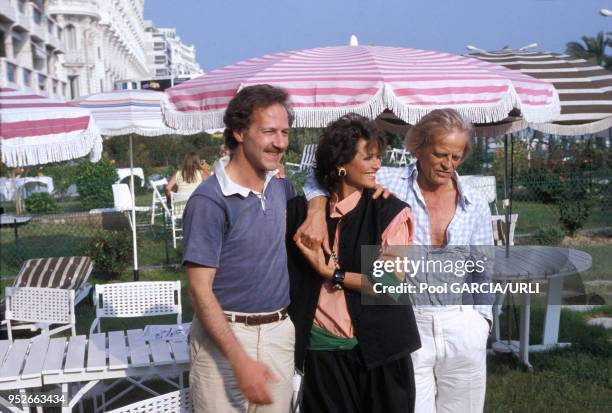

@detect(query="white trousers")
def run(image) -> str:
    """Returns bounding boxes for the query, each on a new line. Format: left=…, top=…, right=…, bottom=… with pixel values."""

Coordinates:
left=411, top=306, right=488, bottom=413
left=190, top=314, right=295, bottom=413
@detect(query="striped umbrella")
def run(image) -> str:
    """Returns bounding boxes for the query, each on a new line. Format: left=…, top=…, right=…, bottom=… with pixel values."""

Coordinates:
left=468, top=49, right=612, bottom=136
left=76, top=89, right=198, bottom=281
left=162, top=44, right=561, bottom=131
left=76, top=89, right=198, bottom=137
left=0, top=88, right=102, bottom=168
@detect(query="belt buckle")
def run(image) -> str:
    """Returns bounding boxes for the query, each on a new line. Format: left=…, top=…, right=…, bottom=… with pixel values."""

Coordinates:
left=244, top=314, right=255, bottom=326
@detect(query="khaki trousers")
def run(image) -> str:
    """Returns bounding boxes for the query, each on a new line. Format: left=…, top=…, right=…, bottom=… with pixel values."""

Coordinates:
left=190, top=313, right=295, bottom=413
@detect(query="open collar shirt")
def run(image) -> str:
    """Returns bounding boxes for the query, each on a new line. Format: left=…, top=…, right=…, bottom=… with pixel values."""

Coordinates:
left=304, top=162, right=494, bottom=321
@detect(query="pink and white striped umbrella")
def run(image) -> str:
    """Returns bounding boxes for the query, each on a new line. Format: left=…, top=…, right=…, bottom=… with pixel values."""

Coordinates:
left=163, top=45, right=560, bottom=130
left=0, top=88, right=102, bottom=167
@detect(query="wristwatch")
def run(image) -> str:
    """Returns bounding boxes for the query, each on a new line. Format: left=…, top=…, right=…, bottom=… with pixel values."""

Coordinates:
left=331, top=270, right=346, bottom=290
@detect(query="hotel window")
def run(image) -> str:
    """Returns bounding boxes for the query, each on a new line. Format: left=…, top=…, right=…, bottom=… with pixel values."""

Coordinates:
left=18, top=0, right=26, bottom=13
left=0, top=30, right=5, bottom=58
left=33, top=7, right=43, bottom=26
left=7, top=63, right=16, bottom=82
left=53, top=80, right=58, bottom=94
left=65, top=25, right=77, bottom=50
left=48, top=19, right=54, bottom=35
left=38, top=74, right=47, bottom=91
left=23, top=68, right=32, bottom=86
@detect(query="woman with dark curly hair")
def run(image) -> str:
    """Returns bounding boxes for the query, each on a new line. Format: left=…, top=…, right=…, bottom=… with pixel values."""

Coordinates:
left=286, top=114, right=421, bottom=413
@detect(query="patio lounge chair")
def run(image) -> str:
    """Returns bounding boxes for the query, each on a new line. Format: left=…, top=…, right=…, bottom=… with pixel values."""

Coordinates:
left=11, top=256, right=93, bottom=304
left=2, top=286, right=76, bottom=341
left=106, top=388, right=192, bottom=413
left=286, top=143, right=317, bottom=174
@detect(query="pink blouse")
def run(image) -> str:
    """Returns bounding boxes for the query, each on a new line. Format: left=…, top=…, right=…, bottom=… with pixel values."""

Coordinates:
left=313, top=190, right=414, bottom=338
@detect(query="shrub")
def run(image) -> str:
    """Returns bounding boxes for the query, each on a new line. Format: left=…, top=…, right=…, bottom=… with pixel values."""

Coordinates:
left=83, top=230, right=132, bottom=278
left=558, top=199, right=592, bottom=236
left=24, top=192, right=58, bottom=214
left=75, top=159, right=118, bottom=209
left=532, top=225, right=566, bottom=245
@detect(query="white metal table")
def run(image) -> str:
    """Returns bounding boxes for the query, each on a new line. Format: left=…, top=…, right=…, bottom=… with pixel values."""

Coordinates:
left=491, top=246, right=592, bottom=368
left=0, top=329, right=190, bottom=412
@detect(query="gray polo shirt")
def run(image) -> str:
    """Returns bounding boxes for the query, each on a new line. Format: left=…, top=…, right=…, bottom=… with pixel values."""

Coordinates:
left=182, top=157, right=295, bottom=313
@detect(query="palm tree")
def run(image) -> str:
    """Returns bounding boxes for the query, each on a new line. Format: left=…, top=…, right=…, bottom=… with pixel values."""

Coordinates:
left=565, top=31, right=612, bottom=69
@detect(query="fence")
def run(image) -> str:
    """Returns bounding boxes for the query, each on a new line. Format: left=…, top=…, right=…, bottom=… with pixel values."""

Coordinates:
left=1, top=170, right=611, bottom=279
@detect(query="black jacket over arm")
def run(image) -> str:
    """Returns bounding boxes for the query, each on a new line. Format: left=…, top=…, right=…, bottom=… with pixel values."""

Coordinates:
left=286, top=189, right=421, bottom=371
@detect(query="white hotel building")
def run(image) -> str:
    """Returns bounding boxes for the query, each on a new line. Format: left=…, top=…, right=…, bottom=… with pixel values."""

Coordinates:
left=0, top=0, right=68, bottom=98
left=1, top=0, right=202, bottom=98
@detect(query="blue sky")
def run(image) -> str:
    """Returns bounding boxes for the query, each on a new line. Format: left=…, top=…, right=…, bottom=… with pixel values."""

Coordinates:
left=145, top=0, right=612, bottom=72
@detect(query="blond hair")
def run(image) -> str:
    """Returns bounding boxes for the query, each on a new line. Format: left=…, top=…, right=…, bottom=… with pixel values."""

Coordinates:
left=405, top=109, right=473, bottom=160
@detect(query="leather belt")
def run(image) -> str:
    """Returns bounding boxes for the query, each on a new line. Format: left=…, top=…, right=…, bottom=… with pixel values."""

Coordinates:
left=225, top=308, right=288, bottom=326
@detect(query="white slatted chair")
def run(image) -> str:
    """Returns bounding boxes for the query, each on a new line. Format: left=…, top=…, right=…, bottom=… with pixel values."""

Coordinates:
left=388, top=148, right=413, bottom=167
left=460, top=175, right=498, bottom=214
left=106, top=389, right=192, bottom=413
left=491, top=213, right=519, bottom=343
left=170, top=192, right=190, bottom=249
left=90, top=281, right=182, bottom=334
left=89, top=281, right=183, bottom=412
left=150, top=178, right=170, bottom=225
left=286, top=143, right=317, bottom=173
left=2, top=286, right=76, bottom=341
left=112, top=183, right=151, bottom=230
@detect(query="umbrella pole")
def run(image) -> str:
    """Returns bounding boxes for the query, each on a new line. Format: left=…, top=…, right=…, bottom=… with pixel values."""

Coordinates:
left=129, top=134, right=139, bottom=281
left=503, top=134, right=510, bottom=258
left=508, top=133, right=515, bottom=251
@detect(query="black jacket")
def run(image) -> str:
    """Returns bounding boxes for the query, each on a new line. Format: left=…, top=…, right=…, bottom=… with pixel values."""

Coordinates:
left=286, top=189, right=421, bottom=370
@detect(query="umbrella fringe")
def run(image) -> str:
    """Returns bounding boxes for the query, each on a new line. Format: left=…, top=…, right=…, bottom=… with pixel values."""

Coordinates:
left=1, top=119, right=103, bottom=168
left=161, top=99, right=224, bottom=131
left=100, top=126, right=200, bottom=137
left=529, top=116, right=612, bottom=136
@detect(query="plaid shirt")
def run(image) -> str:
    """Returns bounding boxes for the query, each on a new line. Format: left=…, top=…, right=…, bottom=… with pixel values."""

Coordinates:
left=304, top=162, right=494, bottom=320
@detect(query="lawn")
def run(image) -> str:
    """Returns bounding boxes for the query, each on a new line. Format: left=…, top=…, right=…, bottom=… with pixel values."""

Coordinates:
left=499, top=201, right=611, bottom=236
left=54, top=269, right=611, bottom=412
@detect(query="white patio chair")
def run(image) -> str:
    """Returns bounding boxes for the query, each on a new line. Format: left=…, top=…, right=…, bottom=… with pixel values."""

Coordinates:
left=150, top=177, right=170, bottom=225
left=89, top=281, right=183, bottom=412
left=170, top=192, right=190, bottom=249
left=112, top=183, right=151, bottom=229
left=106, top=388, right=192, bottom=413
left=286, top=143, right=317, bottom=173
left=460, top=175, right=499, bottom=214
left=90, top=281, right=182, bottom=334
left=491, top=213, right=519, bottom=343
left=2, top=286, right=76, bottom=341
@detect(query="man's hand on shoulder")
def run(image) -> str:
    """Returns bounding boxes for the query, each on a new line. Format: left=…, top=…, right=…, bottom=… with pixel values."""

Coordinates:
left=372, top=184, right=395, bottom=199
left=234, top=356, right=278, bottom=405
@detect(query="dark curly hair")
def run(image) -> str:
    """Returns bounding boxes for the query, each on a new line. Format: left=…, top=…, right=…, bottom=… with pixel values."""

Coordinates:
left=223, top=84, right=295, bottom=150
left=314, top=113, right=386, bottom=193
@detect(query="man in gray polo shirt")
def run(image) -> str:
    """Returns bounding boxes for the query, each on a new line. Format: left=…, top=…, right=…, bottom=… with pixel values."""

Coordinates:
left=183, top=85, right=296, bottom=413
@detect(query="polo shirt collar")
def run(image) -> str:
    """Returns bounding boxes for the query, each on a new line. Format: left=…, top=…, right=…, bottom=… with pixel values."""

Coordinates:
left=214, top=156, right=276, bottom=197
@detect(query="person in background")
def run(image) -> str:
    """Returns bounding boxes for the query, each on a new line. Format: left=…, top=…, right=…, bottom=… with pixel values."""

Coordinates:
left=165, top=152, right=210, bottom=200
left=286, top=114, right=420, bottom=413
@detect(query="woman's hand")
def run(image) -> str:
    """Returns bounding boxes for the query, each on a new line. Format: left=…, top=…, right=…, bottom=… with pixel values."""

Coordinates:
left=295, top=237, right=334, bottom=279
